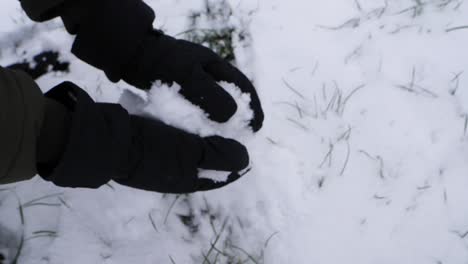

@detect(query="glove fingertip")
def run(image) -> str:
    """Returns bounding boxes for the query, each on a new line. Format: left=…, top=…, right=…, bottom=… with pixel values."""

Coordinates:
left=250, top=110, right=264, bottom=132
left=208, top=93, right=237, bottom=123
left=181, top=72, right=238, bottom=123
left=202, top=136, right=249, bottom=171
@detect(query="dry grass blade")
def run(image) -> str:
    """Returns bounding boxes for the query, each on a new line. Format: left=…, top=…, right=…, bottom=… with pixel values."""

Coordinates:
left=202, top=218, right=228, bottom=264
left=33, top=230, right=56, bottom=235
left=149, top=212, right=159, bottom=233
left=451, top=71, right=464, bottom=82
left=202, top=252, right=212, bottom=264
left=295, top=101, right=303, bottom=118
left=354, top=0, right=363, bottom=11
left=282, top=78, right=306, bottom=99
left=373, top=194, right=387, bottom=200
left=395, top=84, right=417, bottom=93
left=274, top=101, right=307, bottom=118
left=377, top=156, right=385, bottom=179
left=317, top=18, right=360, bottom=30
left=464, top=114, right=468, bottom=136
left=11, top=234, right=24, bottom=264
left=340, top=141, right=351, bottom=176
left=444, top=188, right=448, bottom=204
left=164, top=195, right=181, bottom=225
left=410, top=66, right=416, bottom=89
left=58, top=197, right=71, bottom=210
left=22, top=192, right=63, bottom=207
left=105, top=183, right=115, bottom=191
left=23, top=202, right=61, bottom=208
left=325, top=86, right=340, bottom=113
left=313, top=95, right=319, bottom=118
left=213, top=252, right=221, bottom=264
left=390, top=25, right=417, bottom=34
left=395, top=2, right=425, bottom=18
left=358, top=150, right=385, bottom=179
left=451, top=230, right=468, bottom=239
left=340, top=84, right=365, bottom=114
left=264, top=231, right=279, bottom=248
left=446, top=25, right=468, bottom=32
left=231, top=245, right=259, bottom=264
left=413, top=84, right=438, bottom=98
left=210, top=244, right=230, bottom=258
left=311, top=61, right=319, bottom=76
left=286, top=117, right=309, bottom=131
left=319, top=143, right=334, bottom=168
left=12, top=193, right=24, bottom=264
left=26, top=230, right=58, bottom=241
left=358, top=150, right=376, bottom=161
left=345, top=45, right=363, bottom=64
left=376, top=0, right=388, bottom=18
left=337, top=127, right=352, bottom=142
left=266, top=137, right=278, bottom=145
left=417, top=185, right=431, bottom=190
left=342, top=84, right=365, bottom=106
left=18, top=204, right=25, bottom=226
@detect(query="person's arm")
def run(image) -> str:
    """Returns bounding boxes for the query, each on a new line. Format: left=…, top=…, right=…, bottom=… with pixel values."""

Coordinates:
left=39, top=81, right=249, bottom=193
left=0, top=66, right=45, bottom=185
left=0, top=66, right=249, bottom=192
left=0, top=66, right=71, bottom=186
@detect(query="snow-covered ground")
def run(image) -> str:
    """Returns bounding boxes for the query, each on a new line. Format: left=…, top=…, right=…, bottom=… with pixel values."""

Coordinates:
left=2, top=0, right=468, bottom=263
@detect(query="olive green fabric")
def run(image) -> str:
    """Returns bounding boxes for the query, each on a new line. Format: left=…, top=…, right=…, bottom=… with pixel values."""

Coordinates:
left=0, top=67, right=45, bottom=185
left=19, top=0, right=66, bottom=22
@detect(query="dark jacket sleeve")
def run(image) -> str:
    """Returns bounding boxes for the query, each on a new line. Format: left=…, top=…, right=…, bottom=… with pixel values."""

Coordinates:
left=20, top=0, right=155, bottom=82
left=0, top=67, right=45, bottom=185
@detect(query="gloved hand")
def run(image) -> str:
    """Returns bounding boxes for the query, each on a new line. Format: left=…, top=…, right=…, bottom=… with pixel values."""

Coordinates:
left=123, top=30, right=264, bottom=131
left=41, top=82, right=250, bottom=193
left=116, top=116, right=250, bottom=193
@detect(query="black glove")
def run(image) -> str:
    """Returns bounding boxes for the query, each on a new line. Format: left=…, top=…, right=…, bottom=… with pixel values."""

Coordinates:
left=123, top=30, right=264, bottom=131
left=116, top=116, right=249, bottom=193
left=41, top=82, right=249, bottom=193
left=51, top=0, right=263, bottom=130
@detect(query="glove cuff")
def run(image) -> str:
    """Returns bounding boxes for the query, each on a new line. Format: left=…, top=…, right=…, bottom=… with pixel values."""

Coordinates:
left=40, top=82, right=133, bottom=188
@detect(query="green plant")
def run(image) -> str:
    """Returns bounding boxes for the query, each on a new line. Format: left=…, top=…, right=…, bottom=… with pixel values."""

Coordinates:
left=183, top=0, right=250, bottom=62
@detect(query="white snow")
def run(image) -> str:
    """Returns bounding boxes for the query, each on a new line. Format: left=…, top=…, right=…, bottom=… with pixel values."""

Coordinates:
left=120, top=81, right=254, bottom=138
left=1, top=0, right=468, bottom=263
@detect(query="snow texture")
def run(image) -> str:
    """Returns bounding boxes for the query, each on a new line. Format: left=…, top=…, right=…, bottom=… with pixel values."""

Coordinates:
left=1, top=0, right=468, bottom=263
left=119, top=81, right=254, bottom=138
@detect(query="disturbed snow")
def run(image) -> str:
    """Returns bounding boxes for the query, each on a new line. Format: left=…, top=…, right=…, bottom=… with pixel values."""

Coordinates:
left=1, top=0, right=468, bottom=263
